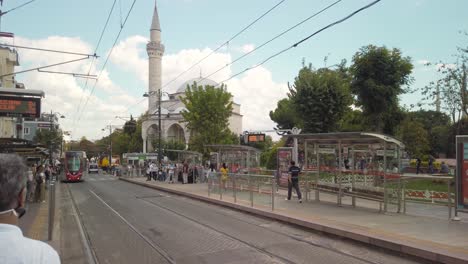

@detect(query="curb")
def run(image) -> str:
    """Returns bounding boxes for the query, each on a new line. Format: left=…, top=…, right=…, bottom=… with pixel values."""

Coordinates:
left=120, top=177, right=468, bottom=264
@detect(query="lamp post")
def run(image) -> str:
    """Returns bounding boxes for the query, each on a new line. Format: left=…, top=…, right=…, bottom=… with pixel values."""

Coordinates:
left=102, top=126, right=113, bottom=170
left=143, top=90, right=166, bottom=167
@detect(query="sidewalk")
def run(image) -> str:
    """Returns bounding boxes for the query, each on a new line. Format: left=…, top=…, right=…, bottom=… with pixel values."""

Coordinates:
left=121, top=177, right=468, bottom=264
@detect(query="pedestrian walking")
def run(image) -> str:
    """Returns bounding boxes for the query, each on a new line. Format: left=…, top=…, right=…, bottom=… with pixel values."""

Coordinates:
left=168, top=163, right=175, bottom=183
left=416, top=158, right=421, bottom=174
left=428, top=156, right=434, bottom=174
left=26, top=167, right=34, bottom=202
left=146, top=163, right=152, bottom=181
left=286, top=161, right=302, bottom=203
left=220, top=163, right=228, bottom=190
left=182, top=162, right=189, bottom=184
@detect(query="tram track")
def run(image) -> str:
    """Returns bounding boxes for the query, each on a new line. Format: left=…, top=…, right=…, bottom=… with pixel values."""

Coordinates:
left=139, top=192, right=421, bottom=264
left=66, top=183, right=99, bottom=264
left=139, top=198, right=295, bottom=264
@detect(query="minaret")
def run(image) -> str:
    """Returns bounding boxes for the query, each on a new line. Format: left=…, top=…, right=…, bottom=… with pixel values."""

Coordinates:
left=147, top=0, right=164, bottom=113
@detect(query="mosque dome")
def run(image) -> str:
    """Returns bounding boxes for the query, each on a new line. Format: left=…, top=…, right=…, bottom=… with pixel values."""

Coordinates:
left=176, top=78, right=218, bottom=93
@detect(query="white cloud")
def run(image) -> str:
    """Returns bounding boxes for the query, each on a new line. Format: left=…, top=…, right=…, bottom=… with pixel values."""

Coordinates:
left=14, top=36, right=142, bottom=141
left=241, top=44, right=255, bottom=54
left=109, top=37, right=287, bottom=134
left=14, top=34, right=287, bottom=141
left=417, top=59, right=430, bottom=65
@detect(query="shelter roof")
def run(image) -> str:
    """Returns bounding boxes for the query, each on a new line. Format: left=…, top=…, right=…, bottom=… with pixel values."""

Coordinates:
left=285, top=132, right=405, bottom=148
left=205, top=144, right=261, bottom=153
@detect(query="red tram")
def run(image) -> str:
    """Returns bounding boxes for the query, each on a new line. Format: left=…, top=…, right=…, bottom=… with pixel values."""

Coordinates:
left=62, top=151, right=87, bottom=182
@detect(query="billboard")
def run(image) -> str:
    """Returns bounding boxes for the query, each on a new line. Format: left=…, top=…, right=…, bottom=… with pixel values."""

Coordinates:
left=0, top=96, right=41, bottom=118
left=277, top=147, right=293, bottom=187
left=456, top=136, right=468, bottom=212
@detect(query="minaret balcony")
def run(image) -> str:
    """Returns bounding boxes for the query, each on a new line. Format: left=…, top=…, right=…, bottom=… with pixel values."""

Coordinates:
left=146, top=42, right=165, bottom=53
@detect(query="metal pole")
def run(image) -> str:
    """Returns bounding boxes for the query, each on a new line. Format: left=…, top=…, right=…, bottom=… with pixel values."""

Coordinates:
left=271, top=177, right=275, bottom=211
left=249, top=174, right=253, bottom=207
left=351, top=146, right=356, bottom=207
left=448, top=178, right=452, bottom=219
left=109, top=126, right=112, bottom=172
left=383, top=141, right=388, bottom=213
left=315, top=143, right=320, bottom=201
left=233, top=174, right=237, bottom=203
left=49, top=110, right=53, bottom=168
left=48, top=183, right=55, bottom=241
left=158, top=90, right=162, bottom=167
left=338, top=141, right=342, bottom=206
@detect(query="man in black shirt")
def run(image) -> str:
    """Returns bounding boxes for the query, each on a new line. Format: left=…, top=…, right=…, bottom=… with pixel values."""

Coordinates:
left=286, top=161, right=302, bottom=203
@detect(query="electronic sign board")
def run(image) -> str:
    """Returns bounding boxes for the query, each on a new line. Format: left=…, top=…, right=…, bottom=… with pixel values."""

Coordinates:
left=247, top=133, right=265, bottom=143
left=0, top=96, right=41, bottom=118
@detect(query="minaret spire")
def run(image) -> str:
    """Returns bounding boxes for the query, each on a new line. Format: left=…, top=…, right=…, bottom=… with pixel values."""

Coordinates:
left=151, top=0, right=161, bottom=32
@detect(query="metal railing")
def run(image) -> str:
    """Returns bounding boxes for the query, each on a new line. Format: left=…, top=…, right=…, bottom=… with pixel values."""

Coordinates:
left=207, top=172, right=276, bottom=211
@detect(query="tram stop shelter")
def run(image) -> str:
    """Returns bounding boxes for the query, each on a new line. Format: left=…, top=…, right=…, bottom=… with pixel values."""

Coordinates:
left=164, top=149, right=202, bottom=165
left=283, top=132, right=405, bottom=213
left=206, top=144, right=261, bottom=173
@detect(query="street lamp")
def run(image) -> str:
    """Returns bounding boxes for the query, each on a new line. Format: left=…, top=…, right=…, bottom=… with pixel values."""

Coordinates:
left=143, top=90, right=168, bottom=167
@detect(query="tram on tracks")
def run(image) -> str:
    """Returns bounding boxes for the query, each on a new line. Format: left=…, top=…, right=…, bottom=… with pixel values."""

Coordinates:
left=62, top=151, right=88, bottom=182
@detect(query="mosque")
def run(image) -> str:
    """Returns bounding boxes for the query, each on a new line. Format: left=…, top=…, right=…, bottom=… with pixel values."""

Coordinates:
left=142, top=1, right=243, bottom=153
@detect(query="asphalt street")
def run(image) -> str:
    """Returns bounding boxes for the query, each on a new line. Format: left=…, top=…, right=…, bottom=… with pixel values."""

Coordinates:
left=65, top=172, right=425, bottom=264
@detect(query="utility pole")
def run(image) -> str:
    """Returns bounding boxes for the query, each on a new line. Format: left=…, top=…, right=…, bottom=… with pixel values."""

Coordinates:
left=158, top=89, right=162, bottom=167
left=49, top=110, right=53, bottom=167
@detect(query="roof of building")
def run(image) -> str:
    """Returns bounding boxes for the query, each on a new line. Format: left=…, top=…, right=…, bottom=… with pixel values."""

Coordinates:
left=176, top=78, right=218, bottom=93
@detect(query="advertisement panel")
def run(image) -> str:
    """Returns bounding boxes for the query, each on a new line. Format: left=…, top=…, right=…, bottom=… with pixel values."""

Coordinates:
left=277, top=147, right=293, bottom=187
left=463, top=144, right=468, bottom=205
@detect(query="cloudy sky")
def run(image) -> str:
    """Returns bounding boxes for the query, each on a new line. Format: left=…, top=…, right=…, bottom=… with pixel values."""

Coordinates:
left=3, top=0, right=467, bottom=141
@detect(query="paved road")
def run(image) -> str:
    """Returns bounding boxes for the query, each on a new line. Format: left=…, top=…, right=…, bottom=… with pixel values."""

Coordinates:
left=65, top=172, right=424, bottom=264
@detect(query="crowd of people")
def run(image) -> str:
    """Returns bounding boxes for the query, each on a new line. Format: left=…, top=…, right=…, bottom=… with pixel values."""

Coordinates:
left=25, top=163, right=59, bottom=204
left=144, top=161, right=219, bottom=184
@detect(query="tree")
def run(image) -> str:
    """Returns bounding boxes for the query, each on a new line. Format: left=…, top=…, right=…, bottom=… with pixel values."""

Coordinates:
left=350, top=45, right=413, bottom=134
left=269, top=99, right=302, bottom=129
left=337, top=109, right=364, bottom=132
left=421, top=35, right=467, bottom=133
left=180, top=82, right=235, bottom=157
left=123, top=115, right=137, bottom=135
left=34, top=129, right=62, bottom=154
left=288, top=66, right=352, bottom=133
left=397, top=118, right=430, bottom=159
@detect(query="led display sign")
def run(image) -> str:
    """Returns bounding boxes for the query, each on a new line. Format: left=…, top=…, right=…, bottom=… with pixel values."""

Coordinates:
left=0, top=96, right=41, bottom=118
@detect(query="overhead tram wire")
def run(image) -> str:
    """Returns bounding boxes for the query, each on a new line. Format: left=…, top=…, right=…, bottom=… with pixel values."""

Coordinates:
left=159, top=0, right=287, bottom=91
left=198, top=0, right=344, bottom=83
left=77, top=0, right=137, bottom=122
left=73, top=0, right=118, bottom=127
left=218, top=0, right=382, bottom=85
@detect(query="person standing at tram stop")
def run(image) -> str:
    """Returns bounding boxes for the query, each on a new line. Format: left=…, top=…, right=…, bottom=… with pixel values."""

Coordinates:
left=34, top=165, right=46, bottom=203
left=0, top=154, right=61, bottom=264
left=182, top=161, right=189, bottom=184
left=220, top=163, right=229, bottom=190
left=286, top=161, right=302, bottom=203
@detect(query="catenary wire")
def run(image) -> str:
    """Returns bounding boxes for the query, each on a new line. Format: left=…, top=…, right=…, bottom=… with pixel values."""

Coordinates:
left=159, top=0, right=287, bottom=91
left=73, top=0, right=118, bottom=126
left=199, top=0, right=344, bottom=83
left=77, top=0, right=137, bottom=123
left=217, top=0, right=382, bottom=85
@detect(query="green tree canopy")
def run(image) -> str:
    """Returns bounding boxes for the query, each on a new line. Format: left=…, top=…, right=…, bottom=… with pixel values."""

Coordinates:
left=269, top=99, right=302, bottom=130
left=397, top=118, right=430, bottom=159
left=350, top=45, right=413, bottom=134
left=34, top=128, right=62, bottom=154
left=288, top=66, right=352, bottom=133
left=180, top=82, right=236, bottom=157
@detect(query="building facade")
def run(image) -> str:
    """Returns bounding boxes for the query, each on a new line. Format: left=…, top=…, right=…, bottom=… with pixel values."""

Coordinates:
left=0, top=46, right=21, bottom=138
left=142, top=1, right=242, bottom=153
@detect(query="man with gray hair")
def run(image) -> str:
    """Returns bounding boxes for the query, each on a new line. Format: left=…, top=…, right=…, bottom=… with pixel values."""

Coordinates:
left=0, top=154, right=60, bottom=264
